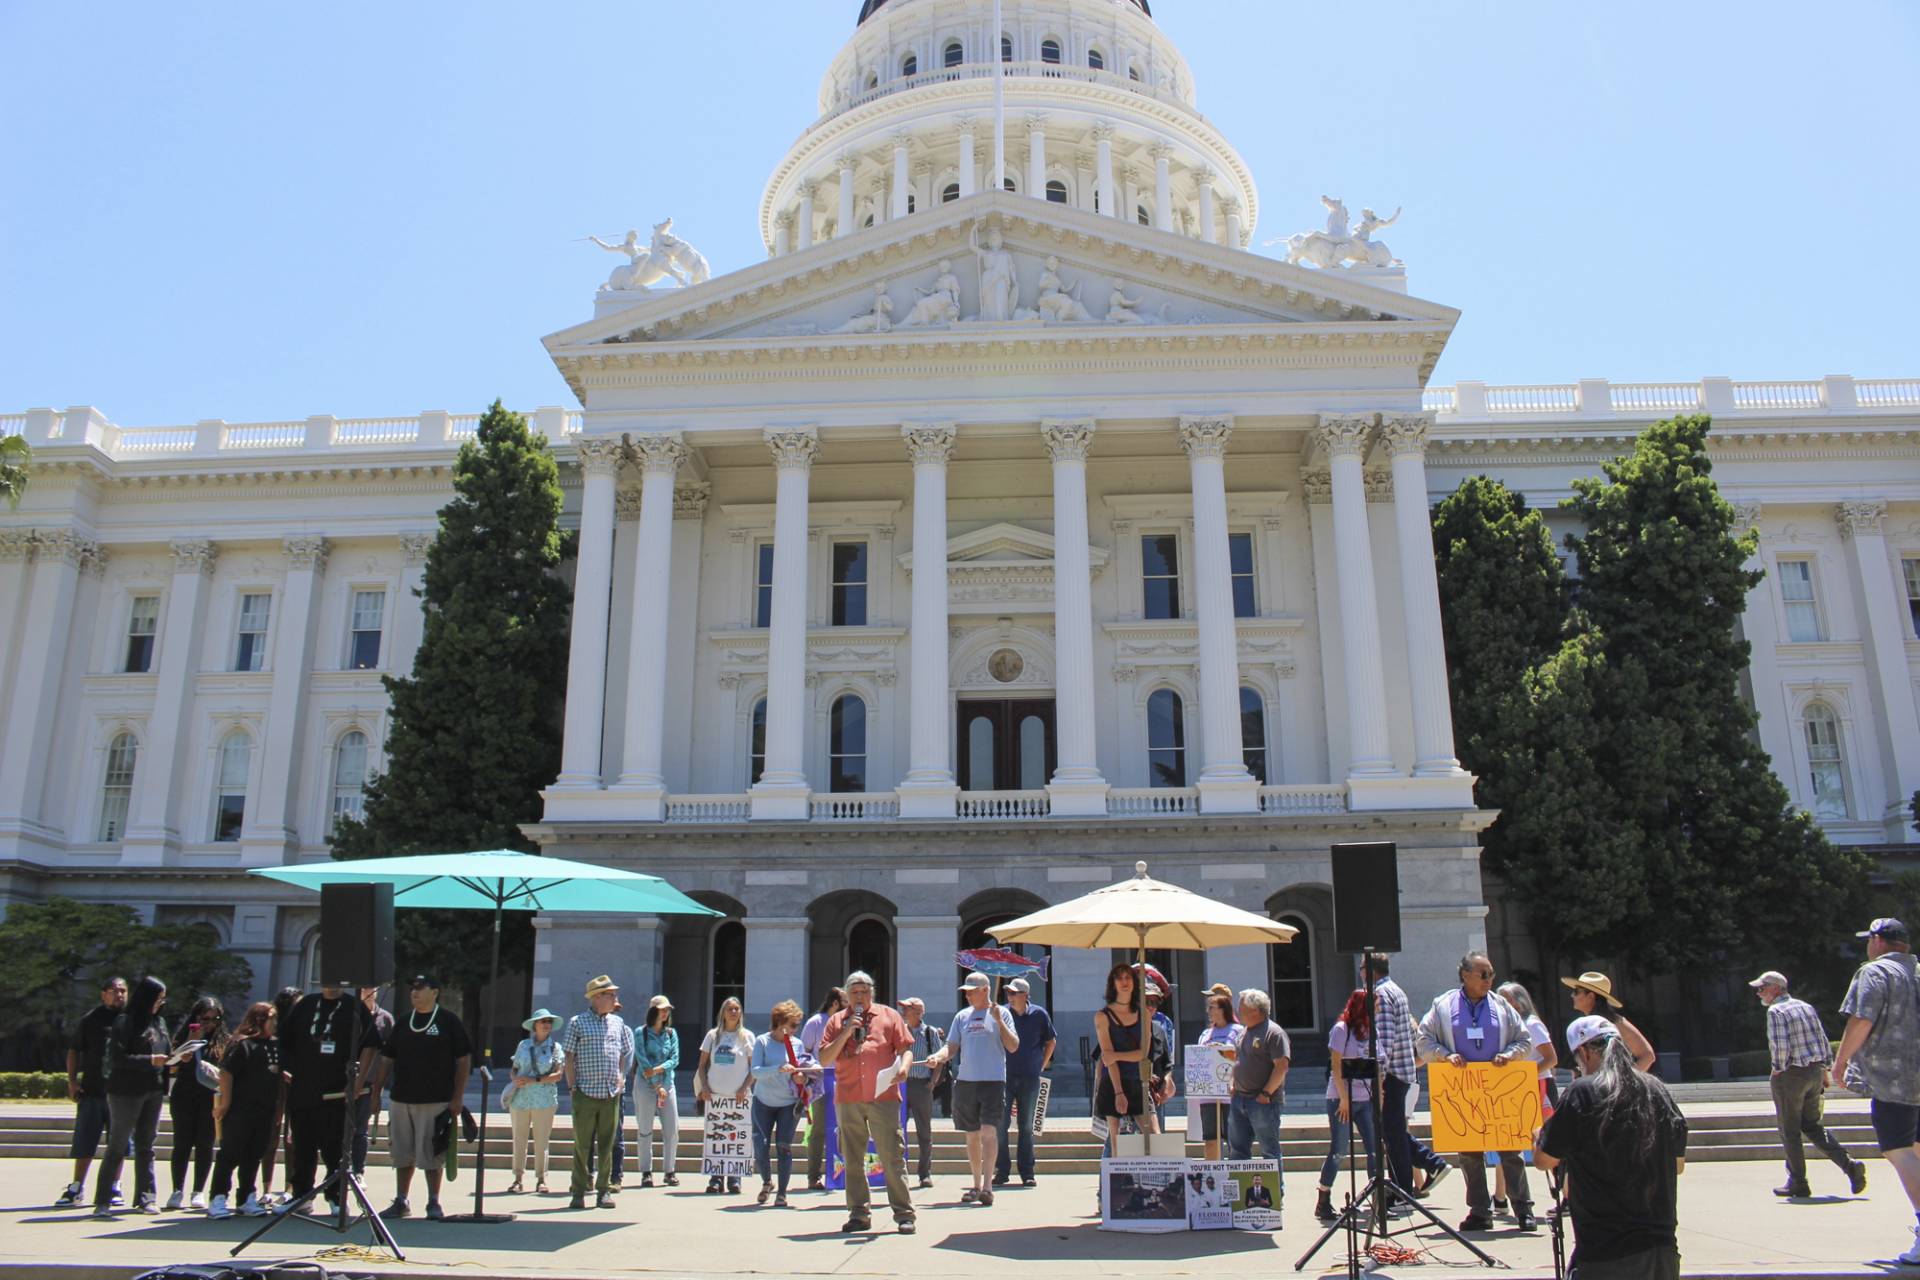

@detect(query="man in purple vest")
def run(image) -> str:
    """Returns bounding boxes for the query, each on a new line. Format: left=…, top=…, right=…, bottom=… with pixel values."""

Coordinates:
left=1416, top=951, right=1536, bottom=1232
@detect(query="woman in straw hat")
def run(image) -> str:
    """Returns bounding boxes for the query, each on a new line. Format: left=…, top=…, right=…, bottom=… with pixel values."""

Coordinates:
left=506, top=1009, right=566, bottom=1194
left=1560, top=972, right=1657, bottom=1073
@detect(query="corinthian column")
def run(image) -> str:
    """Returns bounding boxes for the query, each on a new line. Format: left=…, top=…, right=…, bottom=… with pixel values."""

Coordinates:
left=1837, top=499, right=1920, bottom=835
left=122, top=538, right=217, bottom=865
left=751, top=428, right=819, bottom=820
left=898, top=425, right=959, bottom=818
left=1382, top=414, right=1473, bottom=802
left=244, top=536, right=328, bottom=865
left=1315, top=414, right=1398, bottom=793
left=1180, top=416, right=1258, bottom=813
left=1042, top=419, right=1109, bottom=815
left=614, top=432, right=689, bottom=819
left=551, top=437, right=623, bottom=793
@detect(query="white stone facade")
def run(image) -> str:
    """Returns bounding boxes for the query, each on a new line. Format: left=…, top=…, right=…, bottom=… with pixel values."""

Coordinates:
left=3, top=0, right=1916, bottom=1055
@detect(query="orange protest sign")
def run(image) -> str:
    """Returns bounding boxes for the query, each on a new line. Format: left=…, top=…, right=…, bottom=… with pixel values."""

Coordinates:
left=1426, top=1059, right=1543, bottom=1154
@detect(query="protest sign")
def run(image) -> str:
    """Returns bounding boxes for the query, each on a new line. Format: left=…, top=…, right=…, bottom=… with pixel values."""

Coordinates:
left=1031, top=1076, right=1052, bottom=1135
left=700, top=1096, right=751, bottom=1177
left=1100, top=1157, right=1189, bottom=1233
left=1185, top=1160, right=1282, bottom=1231
left=1426, top=1059, right=1543, bottom=1154
left=1183, top=1043, right=1233, bottom=1101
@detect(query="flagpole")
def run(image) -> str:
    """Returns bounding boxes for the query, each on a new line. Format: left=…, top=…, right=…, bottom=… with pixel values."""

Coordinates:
left=992, top=0, right=1005, bottom=194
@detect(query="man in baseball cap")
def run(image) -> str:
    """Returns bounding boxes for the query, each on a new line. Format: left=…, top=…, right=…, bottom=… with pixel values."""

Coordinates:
left=927, top=973, right=1018, bottom=1207
left=1750, top=970, right=1865, bottom=1198
left=1834, top=917, right=1920, bottom=1263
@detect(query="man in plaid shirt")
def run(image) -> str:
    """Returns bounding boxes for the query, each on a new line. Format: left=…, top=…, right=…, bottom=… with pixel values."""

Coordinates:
left=1367, top=953, right=1450, bottom=1202
left=563, top=975, right=635, bottom=1210
left=1751, top=969, right=1865, bottom=1199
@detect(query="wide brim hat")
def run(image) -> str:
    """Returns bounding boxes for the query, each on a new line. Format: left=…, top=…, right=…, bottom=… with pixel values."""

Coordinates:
left=522, top=1008, right=558, bottom=1031
left=583, top=974, right=620, bottom=998
left=1560, top=971, right=1624, bottom=1009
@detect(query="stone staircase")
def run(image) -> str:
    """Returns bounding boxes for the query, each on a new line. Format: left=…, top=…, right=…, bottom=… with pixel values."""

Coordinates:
left=0, top=1097, right=1874, bottom=1176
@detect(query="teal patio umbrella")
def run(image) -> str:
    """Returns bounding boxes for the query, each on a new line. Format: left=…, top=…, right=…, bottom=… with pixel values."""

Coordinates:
left=250, top=849, right=718, bottom=1222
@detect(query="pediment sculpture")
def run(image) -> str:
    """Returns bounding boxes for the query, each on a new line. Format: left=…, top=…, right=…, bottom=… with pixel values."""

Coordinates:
left=588, top=218, right=712, bottom=292
left=1270, top=195, right=1402, bottom=269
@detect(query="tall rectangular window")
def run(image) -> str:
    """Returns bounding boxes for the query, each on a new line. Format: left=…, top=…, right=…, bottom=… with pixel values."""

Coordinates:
left=753, top=543, right=775, bottom=628
left=349, top=590, right=385, bottom=670
left=831, top=541, right=868, bottom=627
left=125, top=595, right=159, bottom=673
left=234, top=593, right=272, bottom=671
left=1229, top=532, right=1257, bottom=619
left=1141, top=533, right=1181, bottom=620
left=1905, top=558, right=1920, bottom=638
left=1777, top=559, right=1821, bottom=642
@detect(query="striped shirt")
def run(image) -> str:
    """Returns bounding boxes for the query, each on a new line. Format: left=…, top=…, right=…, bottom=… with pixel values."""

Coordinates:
left=561, top=1010, right=634, bottom=1099
left=1371, top=978, right=1417, bottom=1083
left=1765, top=995, right=1832, bottom=1072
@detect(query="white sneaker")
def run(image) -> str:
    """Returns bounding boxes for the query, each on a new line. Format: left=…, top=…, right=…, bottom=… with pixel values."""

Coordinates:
left=189, top=1191, right=207, bottom=1211
left=239, top=1194, right=268, bottom=1217
left=1898, top=1225, right=1920, bottom=1265
left=164, top=1190, right=184, bottom=1211
left=205, top=1195, right=232, bottom=1219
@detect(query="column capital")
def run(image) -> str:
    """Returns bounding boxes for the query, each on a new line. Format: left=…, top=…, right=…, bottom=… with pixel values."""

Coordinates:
left=775, top=210, right=796, bottom=231
left=902, top=423, right=957, bottom=465
left=1836, top=498, right=1888, bottom=539
left=1041, top=418, right=1096, bottom=462
left=1378, top=412, right=1434, bottom=457
left=627, top=430, right=689, bottom=476
left=0, top=530, right=34, bottom=562
left=796, top=180, right=817, bottom=200
left=1090, top=120, right=1115, bottom=143
left=954, top=115, right=978, bottom=137
left=1197, top=164, right=1217, bottom=182
left=674, top=481, right=713, bottom=519
left=1299, top=468, right=1332, bottom=504
left=1363, top=470, right=1396, bottom=503
left=1148, top=139, right=1174, bottom=162
left=1312, top=413, right=1375, bottom=460
left=399, top=531, right=434, bottom=565
left=283, top=535, right=329, bottom=572
left=1177, top=415, right=1234, bottom=459
left=836, top=150, right=859, bottom=171
left=1729, top=500, right=1762, bottom=531
left=574, top=436, right=625, bottom=477
left=1025, top=111, right=1049, bottom=133
left=890, top=129, right=913, bottom=149
left=169, top=538, right=218, bottom=576
left=1220, top=196, right=1241, bottom=214
left=614, top=489, right=645, bottom=521
left=764, top=426, right=820, bottom=470
left=32, top=529, right=103, bottom=571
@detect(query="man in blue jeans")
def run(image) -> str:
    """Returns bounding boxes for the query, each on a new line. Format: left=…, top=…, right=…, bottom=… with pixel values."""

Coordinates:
left=993, top=978, right=1055, bottom=1187
left=1228, top=988, right=1290, bottom=1202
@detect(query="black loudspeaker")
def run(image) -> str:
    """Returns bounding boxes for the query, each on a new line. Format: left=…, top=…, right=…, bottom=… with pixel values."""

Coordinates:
left=319, top=882, right=395, bottom=988
left=1330, top=841, right=1401, bottom=954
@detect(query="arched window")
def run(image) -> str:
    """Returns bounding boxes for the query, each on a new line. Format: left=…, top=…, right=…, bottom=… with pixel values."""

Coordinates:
left=1240, top=687, right=1269, bottom=784
left=1002, top=175, right=1018, bottom=194
left=1045, top=179, right=1069, bottom=204
left=865, top=73, right=878, bottom=91
left=1128, top=66, right=1142, bottom=82
left=1803, top=702, right=1848, bottom=818
left=1268, top=913, right=1315, bottom=1029
left=1137, top=205, right=1152, bottom=226
left=212, top=730, right=250, bottom=842
left=1088, top=47, right=1106, bottom=71
left=1001, top=34, right=1014, bottom=62
left=332, top=730, right=369, bottom=824
left=942, top=182, right=960, bottom=204
left=748, top=698, right=768, bottom=786
left=943, top=40, right=964, bottom=68
left=711, top=919, right=746, bottom=1018
left=1040, top=38, right=1062, bottom=64
left=845, top=915, right=894, bottom=1003
left=98, top=732, right=137, bottom=842
left=1147, top=689, right=1186, bottom=788
left=829, top=694, right=867, bottom=793
left=901, top=52, right=917, bottom=77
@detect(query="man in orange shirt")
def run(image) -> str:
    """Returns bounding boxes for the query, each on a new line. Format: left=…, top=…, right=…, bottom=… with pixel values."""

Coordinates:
left=817, top=970, right=916, bottom=1234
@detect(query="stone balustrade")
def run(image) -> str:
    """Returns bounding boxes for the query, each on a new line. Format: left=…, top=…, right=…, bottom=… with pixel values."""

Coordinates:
left=1423, top=376, right=1920, bottom=421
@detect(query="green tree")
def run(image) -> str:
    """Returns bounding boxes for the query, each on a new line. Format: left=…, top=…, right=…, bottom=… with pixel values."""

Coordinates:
left=1562, top=415, right=1871, bottom=976
left=331, top=402, right=572, bottom=996
left=1, top=432, right=29, bottom=508
left=0, top=898, right=252, bottom=1070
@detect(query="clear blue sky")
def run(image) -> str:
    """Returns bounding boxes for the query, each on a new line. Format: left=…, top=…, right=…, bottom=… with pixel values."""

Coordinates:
left=3, top=1, right=1915, bottom=425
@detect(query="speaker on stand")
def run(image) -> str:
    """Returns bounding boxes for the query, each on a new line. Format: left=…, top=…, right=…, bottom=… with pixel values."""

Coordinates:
left=319, top=882, right=395, bottom=988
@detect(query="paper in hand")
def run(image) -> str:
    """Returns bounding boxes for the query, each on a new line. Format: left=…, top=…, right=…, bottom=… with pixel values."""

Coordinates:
left=165, top=1040, right=206, bottom=1066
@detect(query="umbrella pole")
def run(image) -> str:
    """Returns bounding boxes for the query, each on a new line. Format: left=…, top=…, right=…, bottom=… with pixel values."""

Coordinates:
left=1137, top=924, right=1149, bottom=1137
left=449, top=899, right=512, bottom=1223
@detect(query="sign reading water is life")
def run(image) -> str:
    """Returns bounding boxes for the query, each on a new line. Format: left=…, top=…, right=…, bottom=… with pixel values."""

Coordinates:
left=1426, top=1060, right=1543, bottom=1154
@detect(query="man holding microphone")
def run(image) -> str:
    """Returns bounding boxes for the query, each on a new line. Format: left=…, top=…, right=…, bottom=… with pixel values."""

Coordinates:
left=817, top=971, right=916, bottom=1235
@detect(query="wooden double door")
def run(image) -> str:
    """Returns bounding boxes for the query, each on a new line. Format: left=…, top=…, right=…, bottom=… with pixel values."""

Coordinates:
left=957, top=699, right=1057, bottom=791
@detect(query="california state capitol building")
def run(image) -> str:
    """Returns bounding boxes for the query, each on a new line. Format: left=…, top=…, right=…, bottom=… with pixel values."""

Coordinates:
left=3, top=0, right=1917, bottom=1063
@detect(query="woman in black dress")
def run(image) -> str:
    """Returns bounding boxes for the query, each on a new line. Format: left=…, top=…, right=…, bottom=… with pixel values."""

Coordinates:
left=1093, top=963, right=1155, bottom=1140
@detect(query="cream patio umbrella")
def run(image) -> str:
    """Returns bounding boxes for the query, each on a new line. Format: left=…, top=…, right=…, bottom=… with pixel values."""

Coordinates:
left=989, top=860, right=1298, bottom=1064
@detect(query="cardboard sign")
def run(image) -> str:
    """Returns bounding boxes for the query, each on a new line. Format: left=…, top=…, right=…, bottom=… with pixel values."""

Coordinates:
left=700, top=1096, right=751, bottom=1176
left=1427, top=1059, right=1543, bottom=1154
left=1100, top=1157, right=1189, bottom=1233
left=1183, top=1043, right=1233, bottom=1102
left=1185, top=1159, right=1283, bottom=1231
left=1031, top=1076, right=1052, bottom=1135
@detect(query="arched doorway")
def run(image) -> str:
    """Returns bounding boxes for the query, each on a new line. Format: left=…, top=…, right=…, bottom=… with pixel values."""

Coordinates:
left=957, top=888, right=1051, bottom=1006
left=1263, top=885, right=1341, bottom=1061
left=807, top=890, right=898, bottom=1005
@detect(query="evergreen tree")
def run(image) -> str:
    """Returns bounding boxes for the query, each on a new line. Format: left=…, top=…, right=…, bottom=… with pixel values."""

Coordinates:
left=1561, top=415, right=1870, bottom=975
left=332, top=401, right=572, bottom=995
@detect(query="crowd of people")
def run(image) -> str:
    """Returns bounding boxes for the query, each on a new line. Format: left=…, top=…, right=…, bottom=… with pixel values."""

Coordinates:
left=50, top=915, right=1920, bottom=1267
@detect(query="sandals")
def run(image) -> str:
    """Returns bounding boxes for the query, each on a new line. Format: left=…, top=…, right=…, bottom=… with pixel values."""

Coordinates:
left=534, top=1182, right=548, bottom=1195
left=506, top=1179, right=524, bottom=1194
left=757, top=1181, right=774, bottom=1205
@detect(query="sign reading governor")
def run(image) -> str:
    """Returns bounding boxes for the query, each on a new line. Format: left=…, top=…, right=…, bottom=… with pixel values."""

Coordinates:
left=1427, top=1059, right=1544, bottom=1154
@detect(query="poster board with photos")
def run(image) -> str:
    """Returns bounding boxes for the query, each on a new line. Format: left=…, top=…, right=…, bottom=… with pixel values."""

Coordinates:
left=1427, top=1058, right=1543, bottom=1154
left=1185, top=1159, right=1283, bottom=1231
left=700, top=1096, right=751, bottom=1176
left=1100, top=1157, right=1190, bottom=1233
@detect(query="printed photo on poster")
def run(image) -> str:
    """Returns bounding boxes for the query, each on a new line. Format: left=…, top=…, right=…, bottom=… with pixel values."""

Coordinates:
left=700, top=1096, right=751, bottom=1176
left=1100, top=1157, right=1189, bottom=1233
left=1185, top=1159, right=1283, bottom=1231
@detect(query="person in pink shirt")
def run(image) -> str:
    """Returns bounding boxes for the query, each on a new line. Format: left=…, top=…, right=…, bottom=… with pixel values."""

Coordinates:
left=817, top=971, right=916, bottom=1235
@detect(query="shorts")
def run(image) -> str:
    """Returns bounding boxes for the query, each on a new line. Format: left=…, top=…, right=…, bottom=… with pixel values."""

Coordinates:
left=388, top=1100, right=448, bottom=1169
left=70, top=1095, right=111, bottom=1160
left=952, top=1081, right=1004, bottom=1133
left=1870, top=1099, right=1920, bottom=1152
